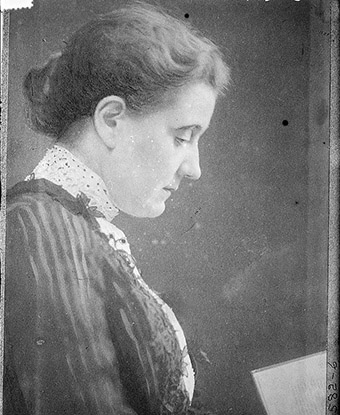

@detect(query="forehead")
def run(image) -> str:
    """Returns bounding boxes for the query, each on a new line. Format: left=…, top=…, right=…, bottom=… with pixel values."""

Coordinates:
left=128, top=83, right=217, bottom=132
left=163, top=83, right=217, bottom=129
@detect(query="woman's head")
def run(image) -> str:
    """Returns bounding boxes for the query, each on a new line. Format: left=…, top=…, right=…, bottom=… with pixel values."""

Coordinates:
left=94, top=82, right=216, bottom=218
left=24, top=2, right=230, bottom=138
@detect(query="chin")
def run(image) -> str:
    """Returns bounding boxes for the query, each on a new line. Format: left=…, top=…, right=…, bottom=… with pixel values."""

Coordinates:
left=129, top=202, right=166, bottom=219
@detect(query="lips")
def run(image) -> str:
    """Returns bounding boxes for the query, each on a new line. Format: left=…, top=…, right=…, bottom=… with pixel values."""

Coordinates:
left=163, top=186, right=178, bottom=192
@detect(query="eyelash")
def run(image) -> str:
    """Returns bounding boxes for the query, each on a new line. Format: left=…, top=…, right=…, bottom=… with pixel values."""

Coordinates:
left=175, top=137, right=188, bottom=145
left=175, top=130, right=194, bottom=145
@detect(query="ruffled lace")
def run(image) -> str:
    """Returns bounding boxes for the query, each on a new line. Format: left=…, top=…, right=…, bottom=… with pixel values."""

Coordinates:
left=26, top=145, right=119, bottom=222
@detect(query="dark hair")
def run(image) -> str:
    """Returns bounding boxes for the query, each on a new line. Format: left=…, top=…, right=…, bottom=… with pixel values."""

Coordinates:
left=23, top=2, right=230, bottom=138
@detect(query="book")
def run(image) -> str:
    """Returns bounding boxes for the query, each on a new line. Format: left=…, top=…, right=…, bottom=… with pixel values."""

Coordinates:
left=251, top=351, right=326, bottom=415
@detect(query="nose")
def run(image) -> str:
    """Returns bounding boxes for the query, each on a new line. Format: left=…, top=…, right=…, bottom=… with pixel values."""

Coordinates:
left=180, top=143, right=202, bottom=181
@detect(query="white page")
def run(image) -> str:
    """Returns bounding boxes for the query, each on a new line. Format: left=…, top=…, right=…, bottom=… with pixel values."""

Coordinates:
left=251, top=351, right=326, bottom=415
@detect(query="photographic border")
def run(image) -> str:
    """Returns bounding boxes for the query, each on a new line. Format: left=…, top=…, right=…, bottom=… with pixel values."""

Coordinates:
left=0, top=1, right=338, bottom=413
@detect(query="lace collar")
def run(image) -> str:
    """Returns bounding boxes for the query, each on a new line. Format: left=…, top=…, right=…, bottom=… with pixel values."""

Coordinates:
left=26, top=145, right=119, bottom=222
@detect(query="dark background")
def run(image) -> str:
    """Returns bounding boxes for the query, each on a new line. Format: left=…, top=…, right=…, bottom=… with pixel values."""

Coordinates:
left=6, top=0, right=330, bottom=414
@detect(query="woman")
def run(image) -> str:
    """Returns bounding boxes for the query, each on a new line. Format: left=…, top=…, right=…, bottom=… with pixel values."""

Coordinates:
left=4, top=3, right=230, bottom=414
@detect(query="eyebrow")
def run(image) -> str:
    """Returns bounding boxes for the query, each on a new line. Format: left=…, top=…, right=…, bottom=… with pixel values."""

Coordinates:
left=176, top=124, right=203, bottom=131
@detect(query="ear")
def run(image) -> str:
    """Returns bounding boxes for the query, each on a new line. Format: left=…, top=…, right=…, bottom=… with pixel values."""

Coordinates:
left=93, top=96, right=127, bottom=149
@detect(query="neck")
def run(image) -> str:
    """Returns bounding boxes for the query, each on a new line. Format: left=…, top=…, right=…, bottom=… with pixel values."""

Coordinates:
left=57, top=118, right=108, bottom=180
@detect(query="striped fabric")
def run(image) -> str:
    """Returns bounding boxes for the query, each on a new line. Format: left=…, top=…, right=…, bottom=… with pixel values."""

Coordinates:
left=4, top=180, right=191, bottom=415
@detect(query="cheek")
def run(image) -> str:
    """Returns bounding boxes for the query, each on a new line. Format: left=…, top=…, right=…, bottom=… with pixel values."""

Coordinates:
left=131, top=158, right=174, bottom=198
left=136, top=141, right=175, bottom=176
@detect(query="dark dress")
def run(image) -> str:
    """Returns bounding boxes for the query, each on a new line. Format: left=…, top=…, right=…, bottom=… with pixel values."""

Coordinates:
left=4, top=179, right=192, bottom=415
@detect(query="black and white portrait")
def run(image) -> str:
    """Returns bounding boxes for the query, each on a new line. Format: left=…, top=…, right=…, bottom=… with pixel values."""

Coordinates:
left=1, top=1, right=337, bottom=414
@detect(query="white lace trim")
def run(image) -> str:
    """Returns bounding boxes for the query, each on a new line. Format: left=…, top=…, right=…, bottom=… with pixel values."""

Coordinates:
left=26, top=145, right=119, bottom=222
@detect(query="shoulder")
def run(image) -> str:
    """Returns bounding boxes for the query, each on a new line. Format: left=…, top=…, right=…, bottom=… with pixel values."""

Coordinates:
left=5, top=179, right=134, bottom=286
left=7, top=179, right=80, bottom=218
left=6, top=180, right=99, bottom=255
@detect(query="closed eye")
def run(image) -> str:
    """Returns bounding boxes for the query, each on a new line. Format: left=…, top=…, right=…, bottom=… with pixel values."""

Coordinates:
left=175, top=136, right=188, bottom=145
left=175, top=129, right=193, bottom=145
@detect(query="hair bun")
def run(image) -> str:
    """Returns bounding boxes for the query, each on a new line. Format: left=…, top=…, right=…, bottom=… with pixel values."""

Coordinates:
left=23, top=53, right=62, bottom=137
